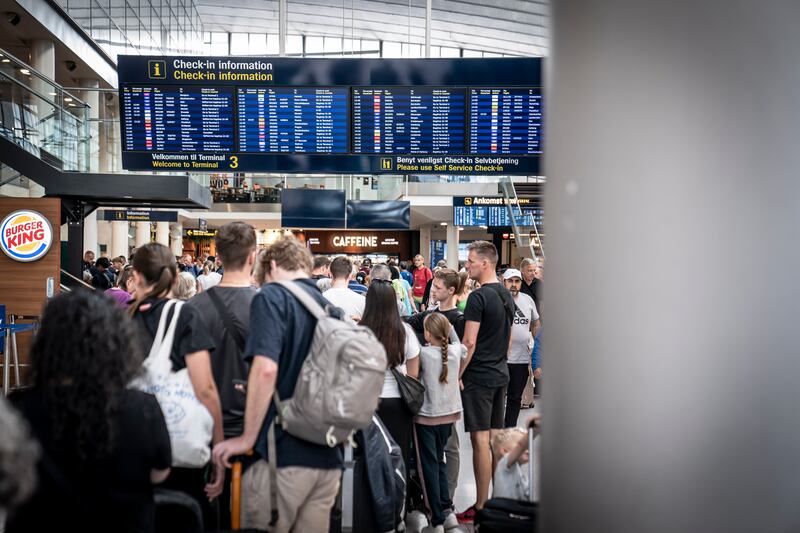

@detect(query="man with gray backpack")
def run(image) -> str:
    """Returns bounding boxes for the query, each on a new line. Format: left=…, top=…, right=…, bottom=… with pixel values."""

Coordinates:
left=212, top=236, right=387, bottom=533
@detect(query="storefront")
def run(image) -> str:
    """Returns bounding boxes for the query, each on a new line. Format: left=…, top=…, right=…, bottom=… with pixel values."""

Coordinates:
left=182, top=228, right=218, bottom=259
left=295, top=230, right=412, bottom=263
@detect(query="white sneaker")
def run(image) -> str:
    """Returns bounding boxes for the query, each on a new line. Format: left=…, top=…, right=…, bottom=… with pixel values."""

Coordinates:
left=443, top=512, right=459, bottom=530
left=422, top=525, right=445, bottom=533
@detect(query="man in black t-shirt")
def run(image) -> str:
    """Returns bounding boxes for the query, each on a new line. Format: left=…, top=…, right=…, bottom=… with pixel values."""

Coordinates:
left=457, top=240, right=515, bottom=521
left=212, top=237, right=342, bottom=532
left=188, top=222, right=257, bottom=529
left=188, top=222, right=258, bottom=439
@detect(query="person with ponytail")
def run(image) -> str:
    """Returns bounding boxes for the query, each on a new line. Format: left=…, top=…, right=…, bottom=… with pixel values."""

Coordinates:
left=414, top=312, right=466, bottom=531
left=129, top=242, right=225, bottom=528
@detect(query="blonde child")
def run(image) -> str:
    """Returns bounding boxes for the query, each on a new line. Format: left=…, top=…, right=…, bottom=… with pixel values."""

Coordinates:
left=415, top=313, right=467, bottom=532
left=490, top=415, right=540, bottom=500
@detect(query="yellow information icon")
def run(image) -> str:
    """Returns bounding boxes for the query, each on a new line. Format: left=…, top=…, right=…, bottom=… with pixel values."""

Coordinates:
left=381, top=158, right=393, bottom=170
left=148, top=60, right=166, bottom=79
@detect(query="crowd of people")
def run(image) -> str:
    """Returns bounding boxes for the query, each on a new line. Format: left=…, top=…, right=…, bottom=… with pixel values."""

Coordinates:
left=1, top=222, right=543, bottom=533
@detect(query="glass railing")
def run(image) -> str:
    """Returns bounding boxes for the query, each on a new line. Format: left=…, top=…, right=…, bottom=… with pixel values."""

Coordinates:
left=0, top=49, right=89, bottom=172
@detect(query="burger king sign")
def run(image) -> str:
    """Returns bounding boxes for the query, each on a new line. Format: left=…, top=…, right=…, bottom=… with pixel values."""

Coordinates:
left=1, top=210, right=53, bottom=262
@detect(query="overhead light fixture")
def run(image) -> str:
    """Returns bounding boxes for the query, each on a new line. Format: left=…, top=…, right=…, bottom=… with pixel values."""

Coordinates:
left=48, top=91, right=57, bottom=96
left=458, top=227, right=464, bottom=231
left=64, top=97, right=72, bottom=102
left=18, top=68, right=30, bottom=75
left=440, top=222, right=447, bottom=226
left=1, top=59, right=9, bottom=63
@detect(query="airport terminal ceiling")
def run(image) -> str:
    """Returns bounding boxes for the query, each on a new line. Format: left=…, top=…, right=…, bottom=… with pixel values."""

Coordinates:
left=194, top=0, right=548, bottom=57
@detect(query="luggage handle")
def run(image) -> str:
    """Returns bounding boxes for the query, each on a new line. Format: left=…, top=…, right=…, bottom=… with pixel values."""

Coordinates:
left=529, top=426, right=536, bottom=502
left=528, top=418, right=540, bottom=503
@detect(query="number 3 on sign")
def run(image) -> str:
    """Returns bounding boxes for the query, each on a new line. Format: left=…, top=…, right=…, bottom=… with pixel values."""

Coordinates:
left=229, top=155, right=239, bottom=169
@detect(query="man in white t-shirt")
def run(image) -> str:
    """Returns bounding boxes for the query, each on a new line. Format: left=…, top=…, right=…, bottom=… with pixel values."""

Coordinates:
left=503, top=268, right=540, bottom=427
left=323, top=256, right=366, bottom=322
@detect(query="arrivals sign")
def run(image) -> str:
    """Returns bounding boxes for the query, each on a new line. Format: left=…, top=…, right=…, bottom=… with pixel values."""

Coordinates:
left=0, top=210, right=53, bottom=262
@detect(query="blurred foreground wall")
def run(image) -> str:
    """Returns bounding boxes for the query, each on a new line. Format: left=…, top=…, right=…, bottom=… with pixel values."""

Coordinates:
left=543, top=1, right=800, bottom=531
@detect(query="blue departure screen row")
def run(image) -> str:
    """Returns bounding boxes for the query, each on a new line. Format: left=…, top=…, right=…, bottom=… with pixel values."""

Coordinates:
left=237, top=87, right=348, bottom=153
left=351, top=88, right=465, bottom=155
left=469, top=88, right=542, bottom=155
left=121, top=85, right=542, bottom=155
left=122, top=86, right=234, bottom=152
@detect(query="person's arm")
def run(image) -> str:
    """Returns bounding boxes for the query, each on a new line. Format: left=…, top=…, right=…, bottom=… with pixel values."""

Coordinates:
left=212, top=355, right=278, bottom=468
left=150, top=468, right=171, bottom=484
left=406, top=284, right=417, bottom=313
left=404, top=310, right=425, bottom=334
left=531, top=318, right=541, bottom=339
left=185, top=350, right=226, bottom=498
left=460, top=320, right=480, bottom=378
left=406, top=356, right=420, bottom=379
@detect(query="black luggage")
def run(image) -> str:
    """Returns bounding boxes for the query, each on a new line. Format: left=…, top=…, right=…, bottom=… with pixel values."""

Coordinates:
left=330, top=415, right=405, bottom=533
left=329, top=443, right=379, bottom=533
left=475, top=425, right=539, bottom=532
left=475, top=498, right=538, bottom=533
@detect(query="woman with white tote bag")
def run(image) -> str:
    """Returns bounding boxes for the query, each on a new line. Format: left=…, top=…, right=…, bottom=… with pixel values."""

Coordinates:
left=129, top=243, right=225, bottom=528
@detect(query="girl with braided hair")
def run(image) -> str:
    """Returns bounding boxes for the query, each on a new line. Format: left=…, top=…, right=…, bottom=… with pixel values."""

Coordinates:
left=413, top=313, right=467, bottom=531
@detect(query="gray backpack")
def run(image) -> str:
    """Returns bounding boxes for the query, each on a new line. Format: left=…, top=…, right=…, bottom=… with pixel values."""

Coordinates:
left=270, top=280, right=387, bottom=447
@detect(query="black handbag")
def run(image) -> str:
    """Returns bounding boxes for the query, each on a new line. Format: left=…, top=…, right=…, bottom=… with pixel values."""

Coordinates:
left=391, top=368, right=425, bottom=414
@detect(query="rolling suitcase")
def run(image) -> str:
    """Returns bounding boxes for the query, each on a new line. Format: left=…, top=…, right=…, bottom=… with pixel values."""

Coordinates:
left=475, top=426, right=538, bottom=533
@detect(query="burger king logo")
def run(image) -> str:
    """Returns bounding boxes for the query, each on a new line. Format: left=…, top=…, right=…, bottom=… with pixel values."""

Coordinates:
left=1, top=210, right=53, bottom=262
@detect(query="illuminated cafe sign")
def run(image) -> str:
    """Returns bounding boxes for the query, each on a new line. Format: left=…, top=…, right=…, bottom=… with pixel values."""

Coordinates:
left=302, top=231, right=410, bottom=256
left=334, top=235, right=377, bottom=247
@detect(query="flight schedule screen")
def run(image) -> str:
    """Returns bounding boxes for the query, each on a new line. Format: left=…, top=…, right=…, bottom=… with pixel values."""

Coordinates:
left=351, top=88, right=465, bottom=155
left=469, top=88, right=542, bottom=155
left=237, top=87, right=348, bottom=153
left=121, top=86, right=234, bottom=152
left=118, top=55, right=544, bottom=173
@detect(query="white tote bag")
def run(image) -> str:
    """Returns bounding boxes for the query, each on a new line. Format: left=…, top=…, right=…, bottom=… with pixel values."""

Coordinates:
left=131, top=300, right=213, bottom=468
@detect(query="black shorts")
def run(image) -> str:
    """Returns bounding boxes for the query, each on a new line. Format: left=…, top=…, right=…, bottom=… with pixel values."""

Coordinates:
left=461, top=381, right=507, bottom=432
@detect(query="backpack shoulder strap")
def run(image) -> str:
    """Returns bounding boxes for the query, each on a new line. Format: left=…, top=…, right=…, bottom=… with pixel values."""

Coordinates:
left=485, top=283, right=514, bottom=325
left=274, top=280, right=326, bottom=320
left=207, top=287, right=246, bottom=353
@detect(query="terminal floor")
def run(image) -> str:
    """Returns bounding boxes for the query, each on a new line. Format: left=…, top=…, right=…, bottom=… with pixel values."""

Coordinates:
left=404, top=404, right=541, bottom=533
left=0, top=406, right=541, bottom=533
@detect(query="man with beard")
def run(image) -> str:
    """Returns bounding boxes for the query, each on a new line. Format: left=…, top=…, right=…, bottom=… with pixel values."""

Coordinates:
left=502, top=269, right=540, bottom=427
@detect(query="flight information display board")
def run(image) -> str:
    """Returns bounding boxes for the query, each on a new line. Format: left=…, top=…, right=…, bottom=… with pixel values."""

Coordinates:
left=453, top=196, right=543, bottom=228
left=469, top=88, right=542, bottom=155
left=121, top=86, right=234, bottom=152
left=118, top=56, right=543, bottom=174
left=351, top=88, right=465, bottom=155
left=237, top=87, right=348, bottom=153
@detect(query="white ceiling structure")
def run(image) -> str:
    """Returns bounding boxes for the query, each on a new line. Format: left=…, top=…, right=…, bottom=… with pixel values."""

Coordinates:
left=194, top=0, right=548, bottom=57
